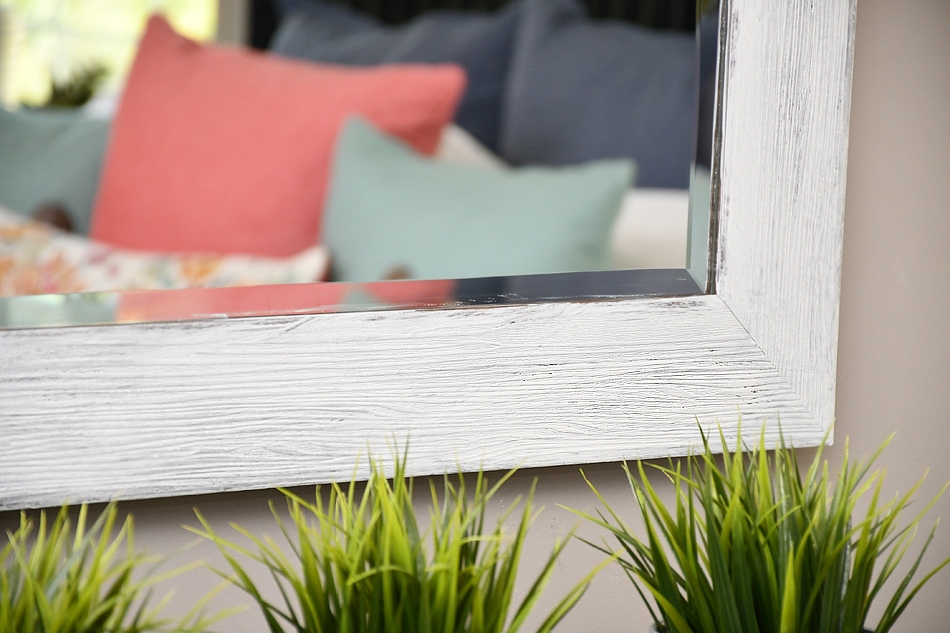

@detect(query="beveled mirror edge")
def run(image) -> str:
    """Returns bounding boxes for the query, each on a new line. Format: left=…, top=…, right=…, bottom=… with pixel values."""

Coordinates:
left=0, top=268, right=702, bottom=331
left=0, top=0, right=854, bottom=510
left=701, top=0, right=729, bottom=294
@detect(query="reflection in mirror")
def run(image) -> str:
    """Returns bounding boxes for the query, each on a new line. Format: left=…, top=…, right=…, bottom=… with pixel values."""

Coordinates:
left=688, top=0, right=721, bottom=291
left=0, top=0, right=719, bottom=329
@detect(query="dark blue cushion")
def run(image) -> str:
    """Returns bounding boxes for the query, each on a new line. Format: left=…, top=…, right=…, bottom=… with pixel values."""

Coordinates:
left=270, top=0, right=519, bottom=153
left=500, top=0, right=697, bottom=188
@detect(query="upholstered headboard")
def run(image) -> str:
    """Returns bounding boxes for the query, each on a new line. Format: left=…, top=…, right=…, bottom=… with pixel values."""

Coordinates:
left=249, top=0, right=696, bottom=49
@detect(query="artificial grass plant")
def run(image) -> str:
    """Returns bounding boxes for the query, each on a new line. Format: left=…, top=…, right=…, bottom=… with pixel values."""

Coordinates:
left=575, top=427, right=950, bottom=633
left=0, top=502, right=221, bottom=633
left=191, top=448, right=603, bottom=633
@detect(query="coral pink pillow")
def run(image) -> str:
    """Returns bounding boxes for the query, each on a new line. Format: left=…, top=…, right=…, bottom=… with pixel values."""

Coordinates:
left=91, top=15, right=464, bottom=257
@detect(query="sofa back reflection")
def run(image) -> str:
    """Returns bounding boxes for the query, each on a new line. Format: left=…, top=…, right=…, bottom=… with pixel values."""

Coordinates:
left=250, top=0, right=697, bottom=50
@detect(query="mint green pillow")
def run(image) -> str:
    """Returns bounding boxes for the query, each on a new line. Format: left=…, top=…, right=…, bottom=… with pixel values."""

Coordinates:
left=0, top=108, right=110, bottom=234
left=325, top=118, right=635, bottom=282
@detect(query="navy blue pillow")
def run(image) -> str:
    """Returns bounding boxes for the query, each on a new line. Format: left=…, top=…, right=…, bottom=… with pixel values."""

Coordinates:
left=500, top=0, right=697, bottom=189
left=270, top=0, right=519, bottom=153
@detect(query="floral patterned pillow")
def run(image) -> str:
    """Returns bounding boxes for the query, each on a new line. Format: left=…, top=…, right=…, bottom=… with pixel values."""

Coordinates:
left=0, top=207, right=329, bottom=296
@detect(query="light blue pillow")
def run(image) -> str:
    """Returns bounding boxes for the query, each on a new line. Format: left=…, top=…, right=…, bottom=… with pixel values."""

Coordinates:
left=325, top=118, right=635, bottom=282
left=0, top=107, right=110, bottom=234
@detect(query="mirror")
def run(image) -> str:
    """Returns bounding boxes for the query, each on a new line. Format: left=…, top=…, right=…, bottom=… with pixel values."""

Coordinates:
left=0, top=0, right=854, bottom=511
left=0, top=0, right=721, bottom=329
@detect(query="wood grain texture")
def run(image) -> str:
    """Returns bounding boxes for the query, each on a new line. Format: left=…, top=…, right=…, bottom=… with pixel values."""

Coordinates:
left=716, top=0, right=856, bottom=433
left=0, top=1, right=854, bottom=510
left=0, top=296, right=825, bottom=510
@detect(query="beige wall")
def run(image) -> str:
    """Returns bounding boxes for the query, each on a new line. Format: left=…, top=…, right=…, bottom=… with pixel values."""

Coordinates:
left=826, top=0, right=950, bottom=629
left=3, top=0, right=949, bottom=630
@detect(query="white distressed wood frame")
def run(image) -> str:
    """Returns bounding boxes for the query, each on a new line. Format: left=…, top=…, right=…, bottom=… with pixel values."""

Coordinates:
left=0, top=0, right=856, bottom=511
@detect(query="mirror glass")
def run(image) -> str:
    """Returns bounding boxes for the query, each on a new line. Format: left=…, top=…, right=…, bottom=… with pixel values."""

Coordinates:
left=0, top=0, right=719, bottom=329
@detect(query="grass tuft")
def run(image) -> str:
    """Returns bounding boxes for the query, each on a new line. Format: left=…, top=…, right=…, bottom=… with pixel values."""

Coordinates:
left=0, top=502, right=223, bottom=633
left=571, top=424, right=950, bottom=633
left=190, top=447, right=605, bottom=633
